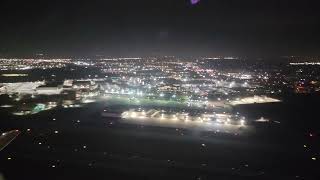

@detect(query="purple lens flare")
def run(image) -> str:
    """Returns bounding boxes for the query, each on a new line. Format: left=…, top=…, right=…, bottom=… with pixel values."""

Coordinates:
left=191, top=0, right=200, bottom=5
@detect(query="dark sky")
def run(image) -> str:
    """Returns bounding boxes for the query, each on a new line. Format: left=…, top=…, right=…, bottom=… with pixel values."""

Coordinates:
left=1, top=0, right=320, bottom=57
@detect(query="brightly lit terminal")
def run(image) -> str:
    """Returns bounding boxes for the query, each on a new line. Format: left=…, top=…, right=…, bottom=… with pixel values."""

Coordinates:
left=121, top=108, right=248, bottom=133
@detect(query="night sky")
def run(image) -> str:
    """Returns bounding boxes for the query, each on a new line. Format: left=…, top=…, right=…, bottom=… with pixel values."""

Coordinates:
left=1, top=0, right=320, bottom=57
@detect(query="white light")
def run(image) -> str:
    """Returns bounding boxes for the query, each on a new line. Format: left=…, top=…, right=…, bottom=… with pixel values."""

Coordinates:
left=131, top=112, right=137, bottom=118
left=240, top=120, right=245, bottom=126
left=172, top=115, right=178, bottom=120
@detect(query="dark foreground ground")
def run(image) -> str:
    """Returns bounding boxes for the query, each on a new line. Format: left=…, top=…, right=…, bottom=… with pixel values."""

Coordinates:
left=0, top=95, right=319, bottom=180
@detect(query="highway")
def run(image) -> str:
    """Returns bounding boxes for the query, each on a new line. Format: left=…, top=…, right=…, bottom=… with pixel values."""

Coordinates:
left=0, top=130, right=20, bottom=151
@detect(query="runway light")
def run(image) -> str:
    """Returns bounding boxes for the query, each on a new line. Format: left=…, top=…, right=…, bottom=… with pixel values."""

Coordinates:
left=131, top=112, right=137, bottom=118
left=240, top=119, right=245, bottom=126
left=172, top=115, right=178, bottom=120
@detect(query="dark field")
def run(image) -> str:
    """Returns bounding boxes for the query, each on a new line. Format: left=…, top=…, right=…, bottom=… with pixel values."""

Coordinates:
left=0, top=95, right=320, bottom=180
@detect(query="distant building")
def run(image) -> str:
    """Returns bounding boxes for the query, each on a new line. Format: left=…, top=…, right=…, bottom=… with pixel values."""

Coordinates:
left=0, top=81, right=45, bottom=94
left=63, top=80, right=73, bottom=90
left=36, top=82, right=63, bottom=95
left=72, top=81, right=98, bottom=90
